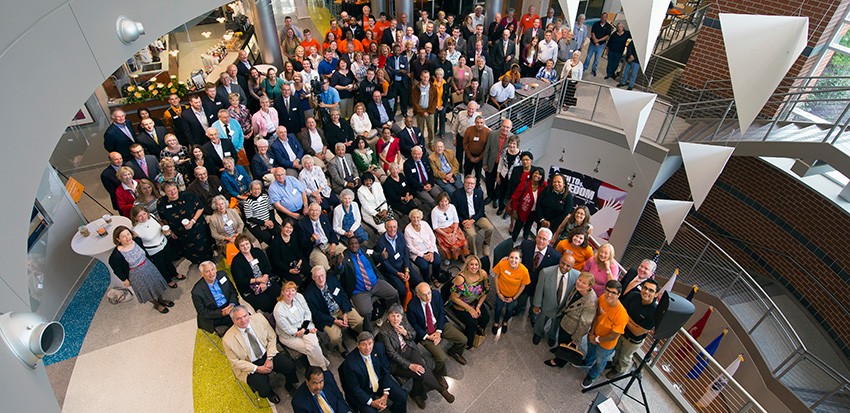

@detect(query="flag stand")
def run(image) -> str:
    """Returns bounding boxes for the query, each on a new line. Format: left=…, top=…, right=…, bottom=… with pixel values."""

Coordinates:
left=581, top=338, right=661, bottom=413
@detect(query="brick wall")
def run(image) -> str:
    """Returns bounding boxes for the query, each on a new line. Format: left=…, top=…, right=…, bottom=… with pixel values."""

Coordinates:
left=656, top=157, right=850, bottom=358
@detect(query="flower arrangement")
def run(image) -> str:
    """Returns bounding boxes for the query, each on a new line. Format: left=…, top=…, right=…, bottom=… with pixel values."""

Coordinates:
left=124, top=75, right=191, bottom=103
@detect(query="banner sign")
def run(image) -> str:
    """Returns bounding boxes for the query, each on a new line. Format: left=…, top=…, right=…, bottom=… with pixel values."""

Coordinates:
left=550, top=166, right=628, bottom=242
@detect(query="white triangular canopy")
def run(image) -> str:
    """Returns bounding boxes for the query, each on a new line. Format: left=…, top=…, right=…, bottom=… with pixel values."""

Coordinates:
left=559, top=0, right=581, bottom=31
left=654, top=199, right=692, bottom=244
left=603, top=0, right=623, bottom=14
left=621, top=0, right=670, bottom=72
left=720, top=14, right=808, bottom=133
left=697, top=356, right=743, bottom=407
left=658, top=271, right=677, bottom=299
left=610, top=87, right=657, bottom=153
left=679, top=142, right=734, bottom=210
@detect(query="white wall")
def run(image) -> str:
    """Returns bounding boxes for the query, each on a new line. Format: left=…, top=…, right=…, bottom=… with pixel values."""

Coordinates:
left=0, top=1, right=227, bottom=411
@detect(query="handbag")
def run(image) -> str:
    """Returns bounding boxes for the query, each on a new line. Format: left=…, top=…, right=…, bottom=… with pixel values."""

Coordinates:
left=225, top=242, right=239, bottom=266
left=106, top=287, right=135, bottom=304
left=472, top=333, right=486, bottom=348
left=451, top=90, right=464, bottom=104
left=554, top=341, right=585, bottom=364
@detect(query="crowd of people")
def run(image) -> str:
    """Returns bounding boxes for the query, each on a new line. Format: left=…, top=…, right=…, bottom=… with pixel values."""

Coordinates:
left=99, top=5, right=658, bottom=410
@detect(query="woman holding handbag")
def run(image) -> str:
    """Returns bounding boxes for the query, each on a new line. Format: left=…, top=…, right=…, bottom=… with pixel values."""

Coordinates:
left=231, top=234, right=282, bottom=313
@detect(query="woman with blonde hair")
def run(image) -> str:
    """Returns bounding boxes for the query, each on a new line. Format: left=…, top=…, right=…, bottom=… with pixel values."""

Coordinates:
left=583, top=242, right=620, bottom=296
left=274, top=281, right=330, bottom=369
left=133, top=178, right=162, bottom=219
left=450, top=255, right=491, bottom=349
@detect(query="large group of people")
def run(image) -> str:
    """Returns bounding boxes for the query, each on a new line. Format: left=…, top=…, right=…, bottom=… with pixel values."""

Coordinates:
left=99, top=5, right=662, bottom=411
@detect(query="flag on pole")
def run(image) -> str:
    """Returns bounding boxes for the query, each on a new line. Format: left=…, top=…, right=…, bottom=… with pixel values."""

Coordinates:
left=652, top=250, right=661, bottom=263
left=687, top=329, right=727, bottom=379
left=697, top=355, right=744, bottom=407
left=656, top=268, right=678, bottom=302
left=686, top=285, right=698, bottom=301
left=676, top=306, right=714, bottom=360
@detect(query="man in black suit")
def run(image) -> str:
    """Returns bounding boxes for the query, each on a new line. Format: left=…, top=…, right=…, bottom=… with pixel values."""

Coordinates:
left=216, top=70, right=247, bottom=107
left=451, top=175, right=494, bottom=257
left=367, top=90, right=396, bottom=132
left=397, top=115, right=425, bottom=159
left=103, top=109, right=137, bottom=161
left=336, top=237, right=399, bottom=332
left=304, top=266, right=364, bottom=352
left=298, top=202, right=342, bottom=272
left=418, top=22, right=439, bottom=55
left=466, top=24, right=488, bottom=58
left=521, top=18, right=543, bottom=49
left=100, top=152, right=124, bottom=212
left=127, top=143, right=161, bottom=181
left=186, top=166, right=224, bottom=214
left=407, top=283, right=467, bottom=378
left=235, top=50, right=252, bottom=93
left=385, top=44, right=410, bottom=116
left=180, top=94, right=214, bottom=146
left=374, top=219, right=422, bottom=301
left=339, top=332, right=408, bottom=413
left=202, top=82, right=229, bottom=113
left=517, top=227, right=562, bottom=321
left=191, top=261, right=239, bottom=336
left=292, top=366, right=351, bottom=413
left=404, top=146, right=442, bottom=205
left=380, top=19, right=399, bottom=46
left=619, top=259, right=657, bottom=297
left=135, top=118, right=167, bottom=156
left=276, top=84, right=306, bottom=134
left=201, top=127, right=238, bottom=175
left=490, top=29, right=517, bottom=79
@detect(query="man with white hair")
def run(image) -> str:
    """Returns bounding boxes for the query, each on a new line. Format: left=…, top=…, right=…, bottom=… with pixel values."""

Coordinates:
left=201, top=127, right=238, bottom=175
left=619, top=259, right=657, bottom=296
left=191, top=260, right=239, bottom=336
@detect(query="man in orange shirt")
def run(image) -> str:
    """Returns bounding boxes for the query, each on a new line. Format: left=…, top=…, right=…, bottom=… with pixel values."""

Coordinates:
left=326, top=20, right=343, bottom=42
left=300, top=29, right=321, bottom=54
left=573, top=279, right=628, bottom=388
left=372, top=12, right=392, bottom=38
left=519, top=5, right=540, bottom=33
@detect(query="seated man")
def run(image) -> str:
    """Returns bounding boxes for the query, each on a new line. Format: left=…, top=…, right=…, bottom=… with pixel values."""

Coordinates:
left=450, top=175, right=494, bottom=257
left=223, top=305, right=299, bottom=404
left=296, top=116, right=329, bottom=170
left=337, top=237, right=399, bottom=332
left=292, top=366, right=351, bottom=413
left=428, top=140, right=463, bottom=195
left=186, top=166, right=224, bottom=215
left=270, top=125, right=305, bottom=177
left=397, top=115, right=426, bottom=160
left=407, top=283, right=468, bottom=379
left=403, top=146, right=442, bottom=205
left=328, top=142, right=361, bottom=194
left=304, top=265, right=364, bottom=354
left=378, top=304, right=453, bottom=409
left=489, top=75, right=516, bottom=110
left=374, top=219, right=422, bottom=302
left=298, top=202, right=341, bottom=271
left=268, top=167, right=309, bottom=222
left=191, top=260, right=239, bottom=336
left=339, top=331, right=408, bottom=413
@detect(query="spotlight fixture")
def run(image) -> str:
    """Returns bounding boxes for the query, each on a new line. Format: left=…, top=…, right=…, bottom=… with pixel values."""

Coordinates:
left=0, top=312, right=64, bottom=369
left=627, top=173, right=636, bottom=188
left=559, top=148, right=566, bottom=163
left=593, top=158, right=601, bottom=173
left=116, top=16, right=145, bottom=44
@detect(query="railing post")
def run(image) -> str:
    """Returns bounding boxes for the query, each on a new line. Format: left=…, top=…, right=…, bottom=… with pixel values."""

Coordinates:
left=775, top=350, right=804, bottom=380
left=772, top=349, right=802, bottom=376
left=737, top=401, right=754, bottom=413
left=591, top=86, right=603, bottom=120
left=713, top=100, right=735, bottom=140
left=762, top=116, right=781, bottom=141
left=748, top=307, right=773, bottom=334
left=719, top=272, right=741, bottom=299
left=531, top=94, right=540, bottom=127
left=686, top=242, right=710, bottom=279
left=657, top=109, right=671, bottom=143
left=824, top=99, right=850, bottom=143
left=664, top=105, right=681, bottom=143
left=831, top=115, right=850, bottom=145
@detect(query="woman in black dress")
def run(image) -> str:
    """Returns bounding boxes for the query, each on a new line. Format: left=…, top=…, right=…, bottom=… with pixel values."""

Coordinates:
left=156, top=181, right=213, bottom=264
left=230, top=234, right=281, bottom=313
left=266, top=219, right=308, bottom=285
left=536, top=173, right=573, bottom=231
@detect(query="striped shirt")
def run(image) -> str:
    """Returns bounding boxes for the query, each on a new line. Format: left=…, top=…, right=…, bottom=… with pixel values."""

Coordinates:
left=243, top=194, right=273, bottom=227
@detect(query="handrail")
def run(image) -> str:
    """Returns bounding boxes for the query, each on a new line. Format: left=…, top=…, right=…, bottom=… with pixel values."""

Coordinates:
left=701, top=75, right=850, bottom=92
left=483, top=77, right=569, bottom=124
left=678, top=86, right=850, bottom=108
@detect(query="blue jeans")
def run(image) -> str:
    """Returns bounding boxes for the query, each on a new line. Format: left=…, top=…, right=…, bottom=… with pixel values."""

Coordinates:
left=584, top=43, right=605, bottom=74
left=621, top=61, right=640, bottom=88
left=582, top=341, right=616, bottom=380
left=493, top=296, right=518, bottom=325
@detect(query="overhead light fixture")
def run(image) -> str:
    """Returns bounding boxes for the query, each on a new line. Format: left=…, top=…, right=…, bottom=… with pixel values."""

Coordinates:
left=594, top=158, right=601, bottom=173
left=116, top=16, right=145, bottom=44
left=201, top=31, right=212, bottom=38
left=217, top=17, right=227, bottom=23
left=0, top=312, right=64, bottom=369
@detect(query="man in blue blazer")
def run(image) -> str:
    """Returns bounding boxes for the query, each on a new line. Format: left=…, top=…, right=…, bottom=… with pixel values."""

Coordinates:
left=396, top=115, right=426, bottom=160
left=450, top=175, right=494, bottom=257
left=304, top=266, right=364, bottom=353
left=374, top=219, right=422, bottom=301
left=403, top=146, right=442, bottom=205
left=270, top=126, right=305, bottom=176
left=298, top=203, right=341, bottom=271
left=516, top=227, right=561, bottom=322
left=339, top=332, right=408, bottom=413
left=292, top=366, right=352, bottom=413
left=103, top=109, right=137, bottom=161
left=406, top=282, right=468, bottom=378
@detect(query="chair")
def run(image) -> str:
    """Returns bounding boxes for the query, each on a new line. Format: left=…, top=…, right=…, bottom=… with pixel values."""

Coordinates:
left=491, top=238, right=514, bottom=268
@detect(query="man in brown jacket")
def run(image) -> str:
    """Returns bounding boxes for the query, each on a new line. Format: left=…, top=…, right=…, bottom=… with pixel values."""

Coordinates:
left=428, top=140, right=463, bottom=195
left=462, top=115, right=490, bottom=180
left=411, top=70, right=438, bottom=148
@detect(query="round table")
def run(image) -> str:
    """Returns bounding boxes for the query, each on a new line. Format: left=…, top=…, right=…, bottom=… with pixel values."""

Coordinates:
left=253, top=64, right=278, bottom=75
left=70, top=216, right=133, bottom=287
left=515, top=77, right=556, bottom=99
left=454, top=103, right=499, bottom=118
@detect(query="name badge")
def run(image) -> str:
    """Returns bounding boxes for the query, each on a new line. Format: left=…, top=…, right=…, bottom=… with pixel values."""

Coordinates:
left=505, top=270, right=511, bottom=275
left=394, top=252, right=400, bottom=259
left=411, top=168, right=417, bottom=173
left=401, top=182, right=406, bottom=187
left=218, top=186, right=223, bottom=191
left=238, top=175, right=243, bottom=180
left=224, top=151, right=232, bottom=157
left=269, top=159, right=274, bottom=164
left=291, top=188, right=299, bottom=195
left=333, top=287, right=340, bottom=296
left=250, top=259, right=259, bottom=266
left=166, top=204, right=173, bottom=209
left=366, top=249, right=374, bottom=255
left=473, top=137, right=480, bottom=141
left=219, top=277, right=227, bottom=285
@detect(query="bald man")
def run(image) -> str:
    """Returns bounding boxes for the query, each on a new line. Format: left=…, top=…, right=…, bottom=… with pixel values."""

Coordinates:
left=532, top=253, right=580, bottom=346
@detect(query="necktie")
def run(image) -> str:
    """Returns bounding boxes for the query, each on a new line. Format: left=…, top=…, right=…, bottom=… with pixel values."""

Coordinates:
left=627, top=277, right=640, bottom=294
left=365, top=356, right=379, bottom=392
left=409, top=129, right=416, bottom=144
left=533, top=251, right=542, bottom=269
left=314, top=221, right=324, bottom=244
left=246, top=327, right=263, bottom=360
left=224, top=123, right=231, bottom=137
left=417, top=161, right=427, bottom=185
left=139, top=159, right=149, bottom=177
left=119, top=124, right=132, bottom=138
left=285, top=97, right=290, bottom=112
left=425, top=302, right=436, bottom=334
left=342, top=158, right=351, bottom=178
left=316, top=393, right=334, bottom=413
left=504, top=41, right=508, bottom=56
left=355, top=254, right=372, bottom=290
left=557, top=274, right=566, bottom=304
left=151, top=130, right=158, bottom=145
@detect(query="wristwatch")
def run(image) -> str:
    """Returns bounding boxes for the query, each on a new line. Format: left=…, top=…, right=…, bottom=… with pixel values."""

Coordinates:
left=595, top=336, right=601, bottom=344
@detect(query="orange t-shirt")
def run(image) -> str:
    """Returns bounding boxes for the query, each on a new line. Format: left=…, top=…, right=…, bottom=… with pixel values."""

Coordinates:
left=555, top=241, right=594, bottom=270
left=592, top=296, right=629, bottom=350
left=493, top=259, right=530, bottom=298
left=339, top=38, right=365, bottom=53
left=326, top=28, right=343, bottom=42
left=300, top=39, right=321, bottom=53
left=373, top=21, right=391, bottom=37
left=519, top=13, right=540, bottom=33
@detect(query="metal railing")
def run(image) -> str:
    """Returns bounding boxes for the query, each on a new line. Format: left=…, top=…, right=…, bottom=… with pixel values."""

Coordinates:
left=621, top=207, right=850, bottom=412
left=482, top=77, right=567, bottom=132
left=653, top=3, right=710, bottom=54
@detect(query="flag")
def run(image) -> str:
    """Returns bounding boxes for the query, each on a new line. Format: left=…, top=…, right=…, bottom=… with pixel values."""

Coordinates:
left=676, top=307, right=714, bottom=360
left=652, top=250, right=661, bottom=263
left=687, top=329, right=727, bottom=379
left=697, top=355, right=744, bottom=407
left=656, top=268, right=678, bottom=302
left=685, top=285, right=698, bottom=301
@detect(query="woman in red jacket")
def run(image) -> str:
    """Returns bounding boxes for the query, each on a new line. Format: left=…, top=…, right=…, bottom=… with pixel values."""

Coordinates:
left=115, top=166, right=140, bottom=217
left=510, top=166, right=546, bottom=242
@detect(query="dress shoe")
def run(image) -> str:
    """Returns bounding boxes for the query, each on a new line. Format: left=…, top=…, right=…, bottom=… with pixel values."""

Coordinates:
left=591, top=70, right=597, bottom=77
left=412, top=395, right=427, bottom=409
left=267, top=392, right=281, bottom=404
left=440, top=389, right=456, bottom=403
left=627, top=86, right=634, bottom=90
left=606, top=369, right=625, bottom=380
left=483, top=196, right=491, bottom=204
left=285, top=383, right=297, bottom=396
left=159, top=299, right=174, bottom=307
left=491, top=325, right=499, bottom=335
left=604, top=76, right=610, bottom=80
left=548, top=338, right=556, bottom=348
left=501, top=324, right=508, bottom=334
left=450, top=353, right=467, bottom=365
left=437, top=375, right=449, bottom=389
left=616, top=83, right=627, bottom=88
left=497, top=207, right=505, bottom=216
left=532, top=334, right=542, bottom=345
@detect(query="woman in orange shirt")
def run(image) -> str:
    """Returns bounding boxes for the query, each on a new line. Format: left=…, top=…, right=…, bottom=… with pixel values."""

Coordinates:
left=491, top=249, right=530, bottom=335
left=556, top=227, right=594, bottom=270
left=322, top=31, right=337, bottom=54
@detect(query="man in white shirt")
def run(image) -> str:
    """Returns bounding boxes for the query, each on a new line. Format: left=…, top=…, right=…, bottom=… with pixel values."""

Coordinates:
left=489, top=76, right=516, bottom=110
left=296, top=116, right=328, bottom=170
left=537, top=30, right=559, bottom=68
left=532, top=254, right=579, bottom=346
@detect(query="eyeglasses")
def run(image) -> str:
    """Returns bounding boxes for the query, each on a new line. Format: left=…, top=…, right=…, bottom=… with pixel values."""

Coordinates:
left=604, top=289, right=619, bottom=296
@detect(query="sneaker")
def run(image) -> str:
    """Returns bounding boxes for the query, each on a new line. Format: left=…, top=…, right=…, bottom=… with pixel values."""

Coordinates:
left=581, top=376, right=594, bottom=388
left=616, top=83, right=627, bottom=88
left=592, top=70, right=597, bottom=77
left=604, top=76, right=610, bottom=80
left=627, top=86, right=634, bottom=90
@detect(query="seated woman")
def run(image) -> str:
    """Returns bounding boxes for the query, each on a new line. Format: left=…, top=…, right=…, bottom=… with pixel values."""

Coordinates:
left=108, top=225, right=172, bottom=314
left=206, top=195, right=246, bottom=255
left=159, top=133, right=191, bottom=178
left=115, top=166, right=139, bottom=217
left=130, top=205, right=183, bottom=289
left=382, top=163, right=424, bottom=219
left=375, top=126, right=402, bottom=173
left=404, top=209, right=443, bottom=286
left=351, top=136, right=386, bottom=182
left=298, top=154, right=338, bottom=213
left=552, top=205, right=592, bottom=246
left=267, top=219, right=308, bottom=284
left=219, top=157, right=252, bottom=201
left=350, top=102, right=377, bottom=146
left=378, top=304, right=453, bottom=408
left=544, top=272, right=597, bottom=368
left=332, top=189, right=369, bottom=245
left=504, top=63, right=522, bottom=88
left=491, top=249, right=530, bottom=335
left=583, top=243, right=620, bottom=297
left=273, top=281, right=330, bottom=369
left=449, top=255, right=490, bottom=350
left=157, top=182, right=213, bottom=264
left=230, top=234, right=282, bottom=313
left=357, top=172, right=397, bottom=234
left=555, top=226, right=594, bottom=271
left=243, top=180, right=277, bottom=245
left=430, top=192, right=469, bottom=260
